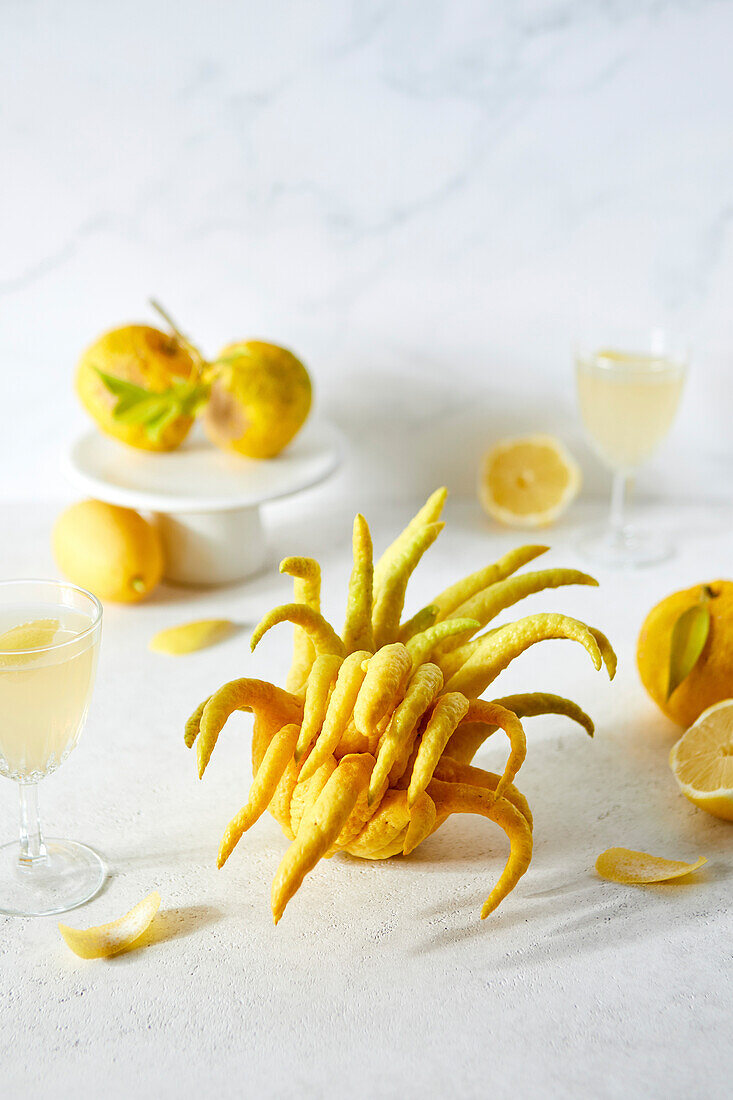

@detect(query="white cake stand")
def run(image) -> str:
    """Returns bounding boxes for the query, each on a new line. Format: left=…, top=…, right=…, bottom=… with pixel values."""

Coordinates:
left=65, top=419, right=343, bottom=586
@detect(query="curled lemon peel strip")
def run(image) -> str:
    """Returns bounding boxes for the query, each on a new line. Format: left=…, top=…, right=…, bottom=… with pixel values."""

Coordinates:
left=149, top=619, right=236, bottom=656
left=59, top=891, right=161, bottom=959
left=595, top=848, right=708, bottom=885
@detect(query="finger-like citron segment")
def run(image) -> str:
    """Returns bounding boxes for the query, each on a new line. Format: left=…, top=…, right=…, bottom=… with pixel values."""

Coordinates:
left=403, top=791, right=437, bottom=855
left=280, top=557, right=322, bottom=693
left=271, top=754, right=374, bottom=923
left=430, top=545, right=549, bottom=620
left=588, top=627, right=617, bottom=680
left=298, top=651, right=370, bottom=781
left=59, top=891, right=162, bottom=959
left=368, top=662, right=444, bottom=803
left=372, top=522, right=444, bottom=650
left=407, top=618, right=479, bottom=668
left=444, top=692, right=594, bottom=764
left=408, top=692, right=470, bottom=807
left=372, top=488, right=447, bottom=594
left=492, top=692, right=595, bottom=736
left=429, top=779, right=533, bottom=918
left=251, top=604, right=345, bottom=659
left=397, top=605, right=438, bottom=644
left=342, top=514, right=374, bottom=654
left=184, top=696, right=210, bottom=749
left=462, top=700, right=527, bottom=800
left=218, top=723, right=301, bottom=868
left=196, top=679, right=301, bottom=779
left=433, top=757, right=533, bottom=829
left=346, top=788, right=411, bottom=858
left=294, top=653, right=343, bottom=763
left=354, top=643, right=413, bottom=738
left=439, top=568, right=598, bottom=652
left=442, top=614, right=603, bottom=698
left=289, top=757, right=338, bottom=839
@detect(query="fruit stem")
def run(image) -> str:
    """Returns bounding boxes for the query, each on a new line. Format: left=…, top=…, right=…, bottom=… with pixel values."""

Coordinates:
left=149, top=298, right=207, bottom=380
left=131, top=577, right=147, bottom=594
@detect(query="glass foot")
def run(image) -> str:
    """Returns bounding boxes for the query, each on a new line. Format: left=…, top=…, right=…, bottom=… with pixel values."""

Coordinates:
left=578, top=524, right=673, bottom=568
left=0, top=838, right=106, bottom=916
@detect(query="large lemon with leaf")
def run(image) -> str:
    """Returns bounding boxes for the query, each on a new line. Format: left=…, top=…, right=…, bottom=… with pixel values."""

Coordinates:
left=75, top=321, right=208, bottom=452
left=637, top=581, right=733, bottom=727
left=76, top=303, right=209, bottom=451
left=202, top=341, right=312, bottom=459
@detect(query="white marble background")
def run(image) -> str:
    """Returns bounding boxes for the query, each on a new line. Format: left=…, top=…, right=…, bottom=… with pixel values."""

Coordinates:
left=2, top=0, right=733, bottom=505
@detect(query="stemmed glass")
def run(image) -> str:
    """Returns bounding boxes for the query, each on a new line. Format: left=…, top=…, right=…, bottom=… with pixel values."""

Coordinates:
left=0, top=580, right=105, bottom=916
left=575, top=331, right=688, bottom=567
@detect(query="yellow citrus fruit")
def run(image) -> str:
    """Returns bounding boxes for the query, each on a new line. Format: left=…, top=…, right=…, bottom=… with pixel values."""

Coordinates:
left=637, top=581, right=733, bottom=727
left=479, top=435, right=581, bottom=527
left=53, top=500, right=164, bottom=603
left=669, top=700, right=733, bottom=821
left=76, top=325, right=197, bottom=452
left=203, top=341, right=312, bottom=459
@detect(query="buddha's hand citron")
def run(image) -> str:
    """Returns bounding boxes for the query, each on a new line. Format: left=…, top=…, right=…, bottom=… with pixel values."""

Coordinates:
left=53, top=500, right=164, bottom=603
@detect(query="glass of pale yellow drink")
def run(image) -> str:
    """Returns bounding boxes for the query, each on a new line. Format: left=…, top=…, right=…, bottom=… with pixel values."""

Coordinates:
left=576, top=333, right=687, bottom=566
left=0, top=580, right=104, bottom=915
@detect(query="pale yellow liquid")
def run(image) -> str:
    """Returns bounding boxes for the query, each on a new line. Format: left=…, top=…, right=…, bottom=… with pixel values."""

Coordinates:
left=0, top=608, right=98, bottom=782
left=577, top=351, right=685, bottom=469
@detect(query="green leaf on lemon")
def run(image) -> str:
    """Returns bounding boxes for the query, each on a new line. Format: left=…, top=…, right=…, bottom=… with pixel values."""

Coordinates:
left=666, top=588, right=712, bottom=701
left=94, top=369, right=210, bottom=441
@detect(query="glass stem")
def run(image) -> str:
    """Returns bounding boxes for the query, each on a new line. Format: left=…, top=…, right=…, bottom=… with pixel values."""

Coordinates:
left=610, top=471, right=630, bottom=544
left=18, top=782, right=47, bottom=866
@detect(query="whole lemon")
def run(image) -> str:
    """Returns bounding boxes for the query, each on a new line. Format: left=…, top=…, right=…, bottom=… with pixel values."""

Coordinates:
left=637, top=581, right=733, bottom=726
left=53, top=500, right=164, bottom=603
left=76, top=325, right=198, bottom=452
left=203, top=341, right=312, bottom=459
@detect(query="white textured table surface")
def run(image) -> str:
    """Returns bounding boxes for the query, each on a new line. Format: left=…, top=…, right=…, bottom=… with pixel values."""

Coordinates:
left=1, top=493, right=731, bottom=1099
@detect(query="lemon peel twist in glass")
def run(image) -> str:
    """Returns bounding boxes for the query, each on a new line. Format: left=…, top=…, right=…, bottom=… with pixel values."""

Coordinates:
left=186, top=489, right=616, bottom=924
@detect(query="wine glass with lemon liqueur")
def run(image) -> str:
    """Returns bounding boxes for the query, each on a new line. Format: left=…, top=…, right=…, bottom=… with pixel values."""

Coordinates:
left=0, top=580, right=105, bottom=916
left=576, top=332, right=687, bottom=567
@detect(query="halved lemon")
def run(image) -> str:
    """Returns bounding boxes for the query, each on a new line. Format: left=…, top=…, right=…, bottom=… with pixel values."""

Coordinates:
left=479, top=435, right=581, bottom=528
left=669, top=699, right=733, bottom=821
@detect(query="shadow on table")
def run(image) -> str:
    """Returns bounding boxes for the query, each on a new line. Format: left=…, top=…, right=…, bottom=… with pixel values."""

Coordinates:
left=399, top=726, right=730, bottom=963
left=108, top=903, right=222, bottom=962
